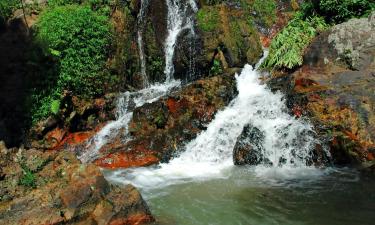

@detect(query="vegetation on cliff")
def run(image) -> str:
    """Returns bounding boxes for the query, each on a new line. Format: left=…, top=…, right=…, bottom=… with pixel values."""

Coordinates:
left=262, top=14, right=327, bottom=69
left=0, top=0, right=19, bottom=25
left=30, top=4, right=112, bottom=123
left=262, top=0, right=374, bottom=70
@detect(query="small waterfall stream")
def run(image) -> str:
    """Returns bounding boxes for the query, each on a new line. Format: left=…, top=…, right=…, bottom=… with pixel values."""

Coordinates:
left=137, top=0, right=150, bottom=87
left=80, top=0, right=197, bottom=162
left=164, top=0, right=197, bottom=81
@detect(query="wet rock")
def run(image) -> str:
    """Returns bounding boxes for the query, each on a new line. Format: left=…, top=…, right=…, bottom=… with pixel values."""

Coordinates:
left=94, top=73, right=238, bottom=169
left=0, top=148, right=154, bottom=225
left=268, top=14, right=375, bottom=166
left=233, top=124, right=265, bottom=165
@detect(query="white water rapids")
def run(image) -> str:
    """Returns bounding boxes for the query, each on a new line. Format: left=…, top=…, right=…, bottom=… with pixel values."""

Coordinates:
left=106, top=52, right=326, bottom=190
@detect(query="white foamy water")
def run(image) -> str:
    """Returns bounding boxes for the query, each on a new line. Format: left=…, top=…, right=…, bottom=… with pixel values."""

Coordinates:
left=106, top=52, right=326, bottom=189
left=78, top=80, right=180, bottom=163
left=164, top=0, right=197, bottom=81
left=137, top=0, right=150, bottom=87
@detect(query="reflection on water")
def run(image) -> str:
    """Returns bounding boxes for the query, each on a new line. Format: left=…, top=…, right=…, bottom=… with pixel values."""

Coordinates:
left=105, top=167, right=375, bottom=225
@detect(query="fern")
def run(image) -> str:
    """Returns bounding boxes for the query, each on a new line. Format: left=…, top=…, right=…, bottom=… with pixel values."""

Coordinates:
left=262, top=15, right=327, bottom=70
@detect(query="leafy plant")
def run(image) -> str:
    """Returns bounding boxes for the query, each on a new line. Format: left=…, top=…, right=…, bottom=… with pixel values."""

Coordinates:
left=50, top=99, right=60, bottom=115
left=301, top=0, right=375, bottom=23
left=262, top=15, right=328, bottom=70
left=210, top=59, right=223, bottom=75
left=0, top=0, right=19, bottom=23
left=19, top=163, right=37, bottom=188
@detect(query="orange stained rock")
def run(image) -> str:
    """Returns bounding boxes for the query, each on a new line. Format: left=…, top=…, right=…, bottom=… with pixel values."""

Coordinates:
left=367, top=153, right=375, bottom=161
left=95, top=152, right=159, bottom=169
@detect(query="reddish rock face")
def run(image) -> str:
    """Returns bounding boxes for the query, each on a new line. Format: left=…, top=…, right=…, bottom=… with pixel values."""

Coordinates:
left=268, top=15, right=375, bottom=166
left=93, top=74, right=237, bottom=169
left=28, top=93, right=117, bottom=150
left=0, top=148, right=154, bottom=225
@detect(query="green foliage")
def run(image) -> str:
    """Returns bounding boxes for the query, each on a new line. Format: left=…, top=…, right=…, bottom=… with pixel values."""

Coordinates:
left=30, top=5, right=111, bottom=123
left=50, top=99, right=60, bottom=115
left=301, top=0, right=375, bottom=24
left=262, top=15, right=328, bottom=70
left=210, top=59, right=223, bottom=75
left=250, top=0, right=277, bottom=28
left=0, top=0, right=19, bottom=23
left=196, top=7, right=220, bottom=32
left=19, top=163, right=37, bottom=188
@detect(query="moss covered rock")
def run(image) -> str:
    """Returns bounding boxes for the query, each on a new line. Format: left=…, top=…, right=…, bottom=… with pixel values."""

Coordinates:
left=196, top=4, right=262, bottom=72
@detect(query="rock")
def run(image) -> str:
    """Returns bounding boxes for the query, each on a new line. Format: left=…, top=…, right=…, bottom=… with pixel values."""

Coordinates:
left=233, top=124, right=265, bottom=165
left=92, top=73, right=238, bottom=169
left=28, top=93, right=117, bottom=150
left=268, top=14, right=375, bottom=166
left=0, top=149, right=154, bottom=225
left=194, top=4, right=263, bottom=75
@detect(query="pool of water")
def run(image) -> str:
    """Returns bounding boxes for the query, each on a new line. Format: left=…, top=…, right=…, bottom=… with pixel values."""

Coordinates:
left=105, top=166, right=375, bottom=225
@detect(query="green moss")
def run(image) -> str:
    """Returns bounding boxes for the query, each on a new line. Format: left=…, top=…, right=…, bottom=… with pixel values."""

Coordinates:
left=250, top=0, right=277, bottom=28
left=197, top=6, right=220, bottom=32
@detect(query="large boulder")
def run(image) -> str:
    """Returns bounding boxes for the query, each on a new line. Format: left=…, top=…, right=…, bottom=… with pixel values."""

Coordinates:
left=92, top=73, right=238, bottom=169
left=269, top=13, right=375, bottom=166
left=0, top=146, right=154, bottom=225
left=233, top=124, right=265, bottom=165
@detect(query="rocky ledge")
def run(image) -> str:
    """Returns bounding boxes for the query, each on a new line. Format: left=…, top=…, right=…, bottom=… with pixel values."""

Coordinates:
left=94, top=73, right=238, bottom=169
left=0, top=142, right=154, bottom=225
left=268, top=13, right=375, bottom=167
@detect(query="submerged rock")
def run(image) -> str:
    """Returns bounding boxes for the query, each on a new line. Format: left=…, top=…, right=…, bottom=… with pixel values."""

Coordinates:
left=0, top=148, right=154, bottom=225
left=94, top=73, right=237, bottom=169
left=269, top=13, right=375, bottom=166
left=233, top=124, right=265, bottom=165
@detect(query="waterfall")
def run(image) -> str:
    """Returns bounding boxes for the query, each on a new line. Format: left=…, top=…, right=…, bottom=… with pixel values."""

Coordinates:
left=78, top=81, right=180, bottom=163
left=164, top=0, right=197, bottom=81
left=79, top=0, right=199, bottom=162
left=106, top=51, right=326, bottom=189
left=137, top=0, right=150, bottom=87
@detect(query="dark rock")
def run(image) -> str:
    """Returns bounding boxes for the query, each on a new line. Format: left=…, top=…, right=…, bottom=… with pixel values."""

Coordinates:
left=233, top=124, right=265, bottom=165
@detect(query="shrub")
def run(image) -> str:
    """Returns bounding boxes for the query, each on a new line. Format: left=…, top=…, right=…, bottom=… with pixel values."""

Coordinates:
left=30, top=5, right=111, bottom=123
left=262, top=15, right=328, bottom=70
left=301, top=0, right=375, bottom=24
left=0, top=0, right=19, bottom=23
left=210, top=59, right=223, bottom=75
left=19, top=163, right=36, bottom=188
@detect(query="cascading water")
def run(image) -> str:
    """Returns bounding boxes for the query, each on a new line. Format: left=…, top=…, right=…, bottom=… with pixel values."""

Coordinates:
left=106, top=51, right=326, bottom=189
left=78, top=81, right=180, bottom=163
left=164, top=0, right=197, bottom=81
left=137, top=0, right=150, bottom=87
